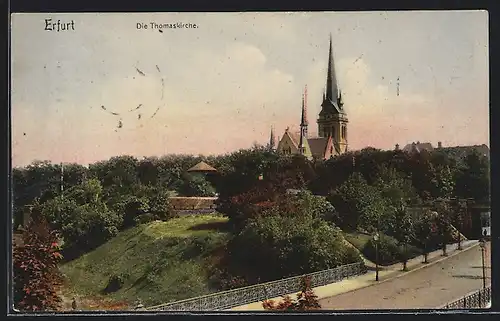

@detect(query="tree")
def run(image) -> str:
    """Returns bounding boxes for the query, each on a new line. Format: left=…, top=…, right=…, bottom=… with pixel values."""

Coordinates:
left=431, top=165, right=455, bottom=199
left=226, top=193, right=360, bottom=283
left=392, top=201, right=414, bottom=271
left=137, top=157, right=159, bottom=186
left=179, top=173, right=216, bottom=197
left=328, top=172, right=386, bottom=232
left=13, top=217, right=63, bottom=312
left=215, top=146, right=280, bottom=199
left=89, top=156, right=139, bottom=195
left=407, top=151, right=437, bottom=201
left=433, top=200, right=453, bottom=256
left=39, top=179, right=122, bottom=259
left=455, top=151, right=490, bottom=203
left=413, top=209, right=435, bottom=263
left=373, top=165, right=421, bottom=236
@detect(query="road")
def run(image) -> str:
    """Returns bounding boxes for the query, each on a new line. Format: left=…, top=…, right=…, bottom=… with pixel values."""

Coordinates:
left=319, top=242, right=491, bottom=310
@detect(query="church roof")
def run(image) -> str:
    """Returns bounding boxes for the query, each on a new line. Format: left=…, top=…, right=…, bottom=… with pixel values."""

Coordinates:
left=284, top=130, right=301, bottom=148
left=402, top=142, right=434, bottom=153
left=307, top=137, right=329, bottom=158
left=187, top=161, right=217, bottom=172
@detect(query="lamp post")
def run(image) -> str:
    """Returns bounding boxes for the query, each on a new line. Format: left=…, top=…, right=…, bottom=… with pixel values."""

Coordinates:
left=373, top=232, right=380, bottom=281
left=480, top=238, right=486, bottom=289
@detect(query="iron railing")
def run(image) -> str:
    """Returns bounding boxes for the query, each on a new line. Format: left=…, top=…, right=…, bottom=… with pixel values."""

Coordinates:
left=146, top=262, right=367, bottom=311
left=441, top=286, right=491, bottom=309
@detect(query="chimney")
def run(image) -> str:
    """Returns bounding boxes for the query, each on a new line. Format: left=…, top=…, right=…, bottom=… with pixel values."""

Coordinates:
left=416, top=141, right=420, bottom=145
left=395, top=144, right=400, bottom=150
left=438, top=141, right=442, bottom=148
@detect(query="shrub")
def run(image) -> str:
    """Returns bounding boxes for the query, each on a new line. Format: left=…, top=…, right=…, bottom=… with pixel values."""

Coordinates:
left=179, top=173, right=216, bottom=197
left=362, top=234, right=422, bottom=266
left=225, top=195, right=361, bottom=283
left=102, top=273, right=129, bottom=294
left=262, top=276, right=321, bottom=311
left=134, top=213, right=156, bottom=225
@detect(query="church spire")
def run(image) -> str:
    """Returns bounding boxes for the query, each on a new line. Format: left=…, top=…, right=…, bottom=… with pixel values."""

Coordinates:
left=299, top=86, right=309, bottom=155
left=325, top=33, right=339, bottom=103
left=269, top=126, right=276, bottom=150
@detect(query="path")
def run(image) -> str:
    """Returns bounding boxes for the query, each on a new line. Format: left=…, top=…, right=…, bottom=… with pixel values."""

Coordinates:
left=319, top=241, right=491, bottom=310
left=230, top=240, right=486, bottom=310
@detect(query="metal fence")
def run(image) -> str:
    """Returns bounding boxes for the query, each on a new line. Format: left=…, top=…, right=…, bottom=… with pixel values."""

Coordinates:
left=440, top=286, right=491, bottom=309
left=146, top=262, right=367, bottom=311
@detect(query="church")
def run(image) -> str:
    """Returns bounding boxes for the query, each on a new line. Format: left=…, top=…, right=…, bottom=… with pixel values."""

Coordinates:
left=271, top=35, right=349, bottom=161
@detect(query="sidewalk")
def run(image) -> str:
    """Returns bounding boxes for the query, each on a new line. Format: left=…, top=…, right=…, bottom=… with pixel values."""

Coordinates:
left=229, top=240, right=479, bottom=311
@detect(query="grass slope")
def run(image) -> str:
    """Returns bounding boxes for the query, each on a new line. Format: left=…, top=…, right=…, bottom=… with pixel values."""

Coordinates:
left=60, top=214, right=230, bottom=308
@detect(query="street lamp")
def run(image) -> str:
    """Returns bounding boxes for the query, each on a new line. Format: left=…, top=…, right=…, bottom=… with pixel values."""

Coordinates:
left=373, top=232, right=380, bottom=281
left=480, top=238, right=487, bottom=289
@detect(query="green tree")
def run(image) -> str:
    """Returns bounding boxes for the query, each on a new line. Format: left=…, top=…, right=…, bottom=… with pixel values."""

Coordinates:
left=179, top=173, right=216, bottom=197
left=433, top=200, right=453, bottom=256
left=392, top=202, right=414, bottom=271
left=431, top=165, right=455, bottom=199
left=328, top=172, right=386, bottom=232
left=225, top=192, right=360, bottom=283
left=407, top=151, right=437, bottom=201
left=229, top=214, right=358, bottom=282
left=89, top=155, right=139, bottom=195
left=39, top=179, right=122, bottom=259
left=455, top=151, right=490, bottom=203
left=413, top=208, right=435, bottom=263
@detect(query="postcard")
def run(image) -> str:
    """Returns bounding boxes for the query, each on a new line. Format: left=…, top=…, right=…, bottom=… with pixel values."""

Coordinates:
left=10, top=11, right=490, bottom=312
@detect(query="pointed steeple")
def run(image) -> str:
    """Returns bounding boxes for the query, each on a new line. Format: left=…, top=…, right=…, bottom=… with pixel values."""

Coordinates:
left=325, top=33, right=339, bottom=103
left=303, top=85, right=308, bottom=126
left=269, top=126, right=276, bottom=150
left=299, top=88, right=308, bottom=155
left=300, top=94, right=306, bottom=126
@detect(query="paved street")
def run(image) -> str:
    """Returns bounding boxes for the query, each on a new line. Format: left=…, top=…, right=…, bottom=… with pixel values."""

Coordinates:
left=319, top=242, right=491, bottom=310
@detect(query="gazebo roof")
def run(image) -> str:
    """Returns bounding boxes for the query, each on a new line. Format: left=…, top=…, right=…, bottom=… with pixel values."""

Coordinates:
left=187, top=161, right=217, bottom=173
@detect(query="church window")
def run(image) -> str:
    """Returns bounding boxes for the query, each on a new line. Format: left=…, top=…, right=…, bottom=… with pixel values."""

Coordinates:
left=330, top=146, right=333, bottom=154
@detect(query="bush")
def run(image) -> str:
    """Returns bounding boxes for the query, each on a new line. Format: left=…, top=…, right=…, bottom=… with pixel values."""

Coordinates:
left=179, top=173, right=216, bottom=197
left=263, top=276, right=321, bottom=311
left=224, top=195, right=362, bottom=283
left=362, top=234, right=421, bottom=266
left=134, top=213, right=156, bottom=225
left=103, top=273, right=129, bottom=294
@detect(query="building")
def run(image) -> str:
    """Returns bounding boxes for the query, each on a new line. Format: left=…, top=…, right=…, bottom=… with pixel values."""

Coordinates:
left=275, top=34, right=349, bottom=160
left=397, top=141, right=490, bottom=159
left=401, top=141, right=434, bottom=154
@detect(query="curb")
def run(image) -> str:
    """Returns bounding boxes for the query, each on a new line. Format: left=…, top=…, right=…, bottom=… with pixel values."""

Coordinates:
left=319, top=241, right=481, bottom=301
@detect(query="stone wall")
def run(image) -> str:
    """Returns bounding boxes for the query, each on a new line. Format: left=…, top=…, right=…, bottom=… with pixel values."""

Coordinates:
left=169, top=197, right=218, bottom=211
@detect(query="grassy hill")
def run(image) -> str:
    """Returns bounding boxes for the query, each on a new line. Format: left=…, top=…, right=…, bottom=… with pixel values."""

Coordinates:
left=60, top=214, right=230, bottom=309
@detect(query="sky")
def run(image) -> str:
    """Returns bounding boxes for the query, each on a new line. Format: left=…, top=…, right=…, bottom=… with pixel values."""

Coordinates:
left=11, top=11, right=489, bottom=167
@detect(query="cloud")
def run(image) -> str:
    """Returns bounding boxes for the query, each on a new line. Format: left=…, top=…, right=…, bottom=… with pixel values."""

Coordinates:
left=12, top=41, right=298, bottom=166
